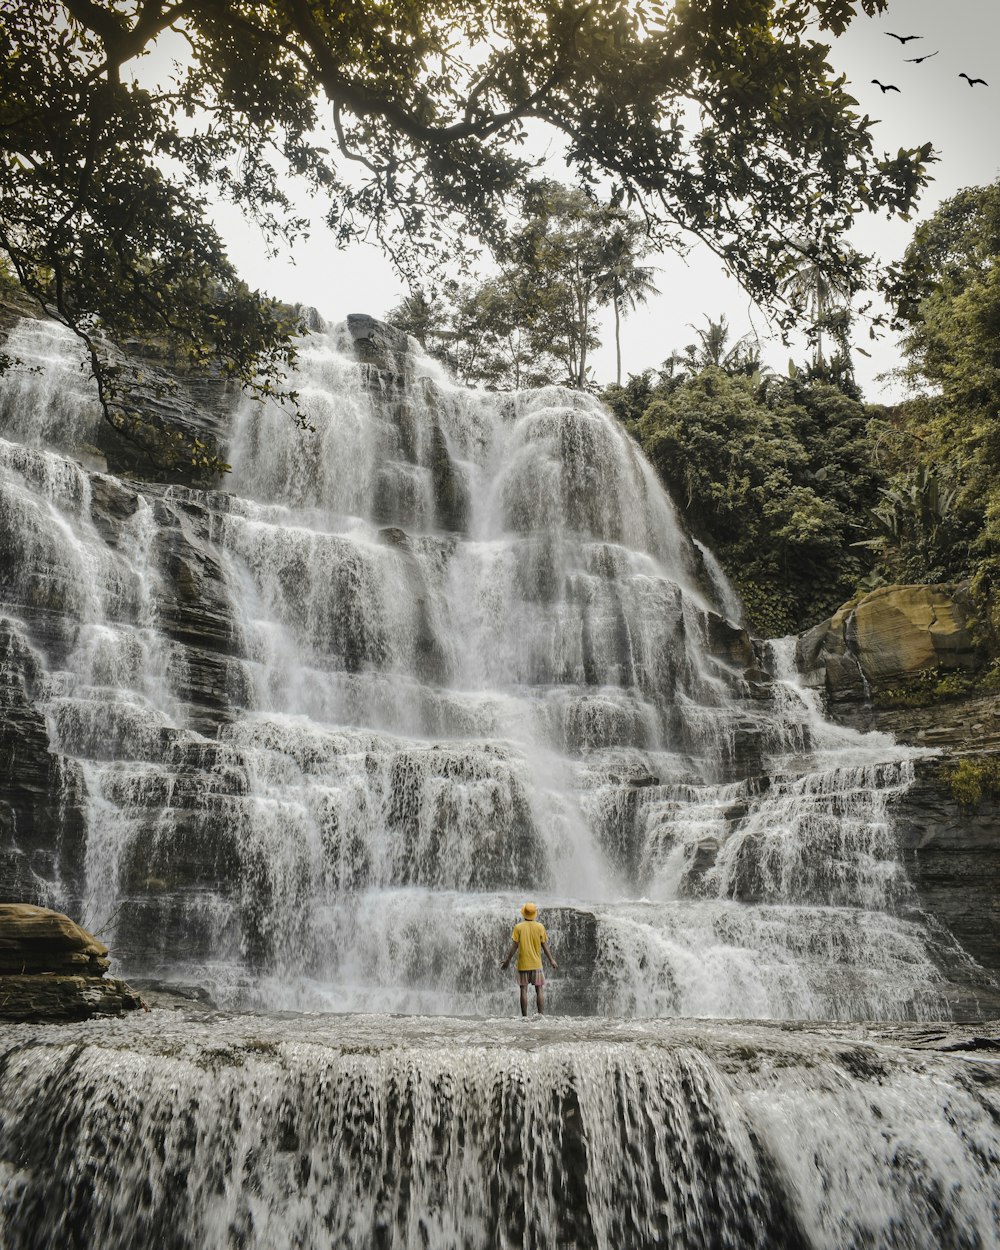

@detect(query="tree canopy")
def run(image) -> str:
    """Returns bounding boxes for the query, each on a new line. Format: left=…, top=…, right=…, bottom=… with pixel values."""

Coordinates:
left=1, top=0, right=933, bottom=461
left=673, top=315, right=762, bottom=376
left=387, top=184, right=657, bottom=389
left=872, top=179, right=1000, bottom=627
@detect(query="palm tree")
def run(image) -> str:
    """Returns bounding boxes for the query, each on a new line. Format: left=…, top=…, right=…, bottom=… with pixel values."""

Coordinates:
left=675, top=314, right=761, bottom=374
left=384, top=289, right=449, bottom=348
left=598, top=221, right=659, bottom=385
left=780, top=241, right=854, bottom=368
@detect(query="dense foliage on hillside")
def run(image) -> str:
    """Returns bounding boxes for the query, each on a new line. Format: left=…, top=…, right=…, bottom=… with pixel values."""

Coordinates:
left=606, top=367, right=883, bottom=635
left=604, top=179, right=1000, bottom=639
left=883, top=181, right=1000, bottom=637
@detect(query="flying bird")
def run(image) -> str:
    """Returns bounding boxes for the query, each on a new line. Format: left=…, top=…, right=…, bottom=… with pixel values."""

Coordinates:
left=871, top=79, right=901, bottom=93
left=886, top=32, right=922, bottom=44
left=905, top=51, right=939, bottom=64
left=959, top=73, right=988, bottom=87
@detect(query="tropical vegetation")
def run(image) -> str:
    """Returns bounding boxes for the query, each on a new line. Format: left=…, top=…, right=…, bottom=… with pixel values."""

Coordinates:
left=605, top=178, right=1000, bottom=639
left=607, top=356, right=883, bottom=636
left=387, top=183, right=656, bottom=390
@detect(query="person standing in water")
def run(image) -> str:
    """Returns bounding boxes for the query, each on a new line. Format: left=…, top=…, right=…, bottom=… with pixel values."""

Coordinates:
left=500, top=902, right=558, bottom=1016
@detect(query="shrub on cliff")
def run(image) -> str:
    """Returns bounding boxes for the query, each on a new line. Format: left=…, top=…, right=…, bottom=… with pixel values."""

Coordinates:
left=635, top=369, right=882, bottom=635
left=940, top=756, right=1000, bottom=808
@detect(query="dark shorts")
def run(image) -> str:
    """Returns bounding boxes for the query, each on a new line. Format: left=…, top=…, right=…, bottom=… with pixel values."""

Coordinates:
left=517, top=968, right=545, bottom=987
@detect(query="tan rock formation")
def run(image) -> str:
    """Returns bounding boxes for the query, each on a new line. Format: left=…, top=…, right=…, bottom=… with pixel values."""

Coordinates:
left=0, top=903, right=143, bottom=1021
left=851, top=584, right=978, bottom=684
left=0, top=903, right=110, bottom=975
left=797, top=582, right=980, bottom=701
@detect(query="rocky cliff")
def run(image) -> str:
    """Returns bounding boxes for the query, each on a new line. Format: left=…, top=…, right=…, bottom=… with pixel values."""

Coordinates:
left=798, top=582, right=1000, bottom=986
left=1, top=288, right=239, bottom=485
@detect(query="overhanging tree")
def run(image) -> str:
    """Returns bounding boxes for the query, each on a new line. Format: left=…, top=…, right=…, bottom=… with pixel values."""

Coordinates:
left=1, top=0, right=933, bottom=465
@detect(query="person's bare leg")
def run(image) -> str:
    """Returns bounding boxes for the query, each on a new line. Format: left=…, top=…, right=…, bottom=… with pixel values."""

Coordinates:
left=536, top=984, right=545, bottom=1015
left=519, top=985, right=528, bottom=1017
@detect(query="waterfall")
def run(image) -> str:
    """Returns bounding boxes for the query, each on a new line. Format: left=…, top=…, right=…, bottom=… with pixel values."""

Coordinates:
left=692, top=537, right=743, bottom=625
left=0, top=316, right=982, bottom=1018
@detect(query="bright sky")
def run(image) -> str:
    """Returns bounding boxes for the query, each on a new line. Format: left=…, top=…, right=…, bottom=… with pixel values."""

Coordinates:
left=203, top=0, right=1000, bottom=400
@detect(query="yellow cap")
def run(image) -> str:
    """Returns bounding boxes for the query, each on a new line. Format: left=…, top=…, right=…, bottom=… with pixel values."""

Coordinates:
left=521, top=901, right=538, bottom=920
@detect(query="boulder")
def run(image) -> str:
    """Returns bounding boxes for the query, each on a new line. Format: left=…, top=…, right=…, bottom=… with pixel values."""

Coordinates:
left=346, top=313, right=411, bottom=377
left=703, top=611, right=755, bottom=669
left=346, top=312, right=409, bottom=354
left=798, top=583, right=981, bottom=702
left=851, top=584, right=978, bottom=682
left=0, top=903, right=109, bottom=975
left=0, top=903, right=143, bottom=1020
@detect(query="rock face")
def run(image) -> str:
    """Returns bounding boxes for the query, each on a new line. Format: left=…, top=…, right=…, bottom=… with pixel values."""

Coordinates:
left=798, top=582, right=981, bottom=703
left=895, top=759, right=1000, bottom=980
left=0, top=312, right=442, bottom=975
left=0, top=972, right=142, bottom=1021
left=0, top=286, right=42, bottom=339
left=0, top=293, right=233, bottom=488
left=3, top=306, right=999, bottom=1020
left=798, top=581, right=1000, bottom=987
left=0, top=619, right=88, bottom=901
left=346, top=312, right=409, bottom=356
left=0, top=904, right=143, bottom=1020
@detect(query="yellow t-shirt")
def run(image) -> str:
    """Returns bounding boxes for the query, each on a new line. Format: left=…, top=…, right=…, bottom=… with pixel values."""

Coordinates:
left=511, top=920, right=547, bottom=971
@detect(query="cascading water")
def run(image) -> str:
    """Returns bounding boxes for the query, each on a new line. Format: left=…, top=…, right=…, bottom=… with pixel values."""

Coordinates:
left=1, top=1015, right=999, bottom=1250
left=1, top=314, right=999, bottom=1250
left=0, top=315, right=981, bottom=1018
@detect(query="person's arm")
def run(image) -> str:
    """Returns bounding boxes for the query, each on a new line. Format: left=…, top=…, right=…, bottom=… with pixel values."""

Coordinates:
left=542, top=940, right=558, bottom=969
left=500, top=940, right=518, bottom=969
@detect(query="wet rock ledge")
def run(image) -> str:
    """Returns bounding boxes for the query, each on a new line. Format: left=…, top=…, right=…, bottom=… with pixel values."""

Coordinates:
left=0, top=904, right=143, bottom=1022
